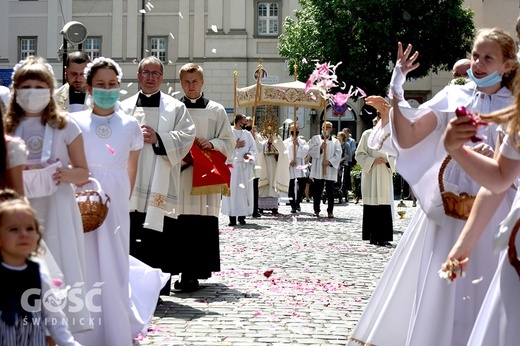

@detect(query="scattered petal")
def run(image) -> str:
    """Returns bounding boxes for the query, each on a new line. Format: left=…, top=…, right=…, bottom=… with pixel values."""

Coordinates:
left=179, top=11, right=184, bottom=19
left=170, top=33, right=175, bottom=39
left=145, top=4, right=151, bottom=11
left=127, top=82, right=133, bottom=87
left=106, top=144, right=116, bottom=155
left=120, top=90, right=128, bottom=95
left=302, top=58, right=308, bottom=63
left=263, top=269, right=274, bottom=278
left=139, top=9, right=146, bottom=14
left=147, top=1, right=154, bottom=8
left=52, top=279, right=63, bottom=287
left=132, top=59, right=137, bottom=64
left=212, top=48, right=217, bottom=53
left=211, top=25, right=218, bottom=33
left=238, top=183, right=245, bottom=189
left=168, top=86, right=173, bottom=94
left=471, top=276, right=483, bottom=284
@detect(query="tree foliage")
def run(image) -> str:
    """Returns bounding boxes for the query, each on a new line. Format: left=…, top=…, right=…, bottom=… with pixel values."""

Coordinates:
left=278, top=0, right=475, bottom=96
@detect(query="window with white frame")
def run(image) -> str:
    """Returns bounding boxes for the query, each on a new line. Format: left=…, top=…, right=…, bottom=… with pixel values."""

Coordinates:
left=257, top=1, right=279, bottom=36
left=19, top=37, right=37, bottom=60
left=84, top=37, right=101, bottom=60
left=148, top=37, right=167, bottom=62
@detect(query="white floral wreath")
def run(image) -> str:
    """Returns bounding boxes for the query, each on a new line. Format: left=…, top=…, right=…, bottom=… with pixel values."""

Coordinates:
left=11, top=58, right=55, bottom=81
left=83, top=57, right=123, bottom=82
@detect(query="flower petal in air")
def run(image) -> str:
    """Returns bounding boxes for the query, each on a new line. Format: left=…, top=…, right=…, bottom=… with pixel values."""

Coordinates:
left=211, top=25, right=218, bottom=33
left=106, top=144, right=116, bottom=155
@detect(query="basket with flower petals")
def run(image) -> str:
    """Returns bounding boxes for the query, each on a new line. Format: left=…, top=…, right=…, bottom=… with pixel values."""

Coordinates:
left=75, top=178, right=110, bottom=233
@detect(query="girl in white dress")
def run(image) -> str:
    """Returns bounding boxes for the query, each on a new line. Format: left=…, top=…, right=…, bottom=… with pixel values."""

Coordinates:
left=4, top=56, right=91, bottom=334
left=442, top=80, right=520, bottom=346
left=71, top=57, right=143, bottom=346
left=348, top=28, right=518, bottom=346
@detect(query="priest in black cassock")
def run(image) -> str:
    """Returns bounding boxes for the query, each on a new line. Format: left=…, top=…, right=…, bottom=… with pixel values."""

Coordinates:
left=171, top=63, right=234, bottom=291
left=121, top=56, right=195, bottom=295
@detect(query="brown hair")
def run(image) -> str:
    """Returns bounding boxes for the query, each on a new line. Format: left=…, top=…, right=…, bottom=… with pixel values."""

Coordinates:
left=179, top=63, right=204, bottom=80
left=5, top=56, right=67, bottom=133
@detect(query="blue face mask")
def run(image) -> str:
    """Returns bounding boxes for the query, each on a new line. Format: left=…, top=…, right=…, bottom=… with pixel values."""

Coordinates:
left=92, top=87, right=120, bottom=109
left=467, top=69, right=502, bottom=88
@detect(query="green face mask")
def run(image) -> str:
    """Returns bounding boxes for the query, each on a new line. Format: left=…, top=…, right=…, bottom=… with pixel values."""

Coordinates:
left=92, top=87, right=120, bottom=109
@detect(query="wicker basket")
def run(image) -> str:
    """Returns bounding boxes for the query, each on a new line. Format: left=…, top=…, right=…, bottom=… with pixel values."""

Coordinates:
left=75, top=178, right=111, bottom=233
left=438, top=156, right=476, bottom=221
left=508, top=218, right=520, bottom=279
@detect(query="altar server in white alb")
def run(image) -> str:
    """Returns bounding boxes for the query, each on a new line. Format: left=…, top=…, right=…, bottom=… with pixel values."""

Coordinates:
left=221, top=113, right=257, bottom=226
left=121, top=56, right=196, bottom=295
left=283, top=124, right=309, bottom=213
left=308, top=121, right=342, bottom=218
left=173, top=63, right=235, bottom=292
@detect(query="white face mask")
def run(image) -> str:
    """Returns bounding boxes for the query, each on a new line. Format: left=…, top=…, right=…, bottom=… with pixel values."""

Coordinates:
left=16, top=88, right=51, bottom=113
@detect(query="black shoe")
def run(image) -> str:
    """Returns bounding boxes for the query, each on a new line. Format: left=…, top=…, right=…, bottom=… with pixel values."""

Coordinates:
left=174, top=279, right=200, bottom=292
left=296, top=206, right=301, bottom=212
left=291, top=209, right=297, bottom=213
left=252, top=213, right=262, bottom=218
left=228, top=222, right=237, bottom=226
left=238, top=219, right=246, bottom=225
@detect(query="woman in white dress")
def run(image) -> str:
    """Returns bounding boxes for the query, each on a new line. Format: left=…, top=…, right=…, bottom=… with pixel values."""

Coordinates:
left=71, top=57, right=143, bottom=346
left=442, top=83, right=520, bottom=346
left=4, top=56, right=91, bottom=334
left=348, top=28, right=518, bottom=346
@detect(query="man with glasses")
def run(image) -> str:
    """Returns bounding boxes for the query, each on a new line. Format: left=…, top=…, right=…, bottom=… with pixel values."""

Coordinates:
left=121, top=56, right=196, bottom=296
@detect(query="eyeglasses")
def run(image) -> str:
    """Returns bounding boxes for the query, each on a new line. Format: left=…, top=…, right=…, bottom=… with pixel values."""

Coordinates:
left=140, top=70, right=163, bottom=78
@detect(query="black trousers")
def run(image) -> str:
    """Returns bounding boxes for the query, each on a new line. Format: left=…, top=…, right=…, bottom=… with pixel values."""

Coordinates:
left=288, top=177, right=306, bottom=210
left=253, top=177, right=259, bottom=215
left=312, top=179, right=335, bottom=214
left=342, top=164, right=351, bottom=198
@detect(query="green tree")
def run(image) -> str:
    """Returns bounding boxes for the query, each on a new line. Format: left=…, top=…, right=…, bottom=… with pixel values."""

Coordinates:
left=278, top=0, right=475, bottom=96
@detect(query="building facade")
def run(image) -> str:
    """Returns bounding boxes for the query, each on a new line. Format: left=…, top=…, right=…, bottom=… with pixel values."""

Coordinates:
left=1, top=0, right=519, bottom=140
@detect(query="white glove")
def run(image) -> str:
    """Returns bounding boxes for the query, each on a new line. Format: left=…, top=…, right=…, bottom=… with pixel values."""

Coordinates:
left=389, top=64, right=406, bottom=100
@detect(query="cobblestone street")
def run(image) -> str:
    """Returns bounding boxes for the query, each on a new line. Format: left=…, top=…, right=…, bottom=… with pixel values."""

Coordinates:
left=137, top=199, right=417, bottom=345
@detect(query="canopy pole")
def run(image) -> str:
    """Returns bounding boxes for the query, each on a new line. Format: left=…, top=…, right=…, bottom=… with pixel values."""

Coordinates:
left=233, top=71, right=238, bottom=116
left=252, top=58, right=263, bottom=126
left=292, top=60, right=298, bottom=162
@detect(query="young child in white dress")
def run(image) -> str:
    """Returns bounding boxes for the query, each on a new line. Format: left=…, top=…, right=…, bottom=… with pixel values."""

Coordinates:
left=4, top=56, right=91, bottom=335
left=71, top=57, right=146, bottom=346
left=442, top=78, right=520, bottom=346
left=0, top=192, right=80, bottom=345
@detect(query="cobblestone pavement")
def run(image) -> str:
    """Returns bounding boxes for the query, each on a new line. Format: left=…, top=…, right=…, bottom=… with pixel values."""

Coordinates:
left=137, top=199, right=418, bottom=345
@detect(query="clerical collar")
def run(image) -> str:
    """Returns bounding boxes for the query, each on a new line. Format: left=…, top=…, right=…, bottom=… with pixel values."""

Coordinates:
left=180, top=94, right=209, bottom=109
left=137, top=90, right=161, bottom=107
left=321, top=135, right=332, bottom=141
left=186, top=93, right=203, bottom=103
left=69, top=86, right=86, bottom=105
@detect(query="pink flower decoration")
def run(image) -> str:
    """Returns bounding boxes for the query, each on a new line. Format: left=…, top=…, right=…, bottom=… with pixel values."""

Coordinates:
left=331, top=92, right=350, bottom=107
left=302, top=58, right=308, bottom=64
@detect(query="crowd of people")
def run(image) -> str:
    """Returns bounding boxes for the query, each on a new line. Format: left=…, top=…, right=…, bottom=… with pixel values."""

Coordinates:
left=2, top=21, right=520, bottom=346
